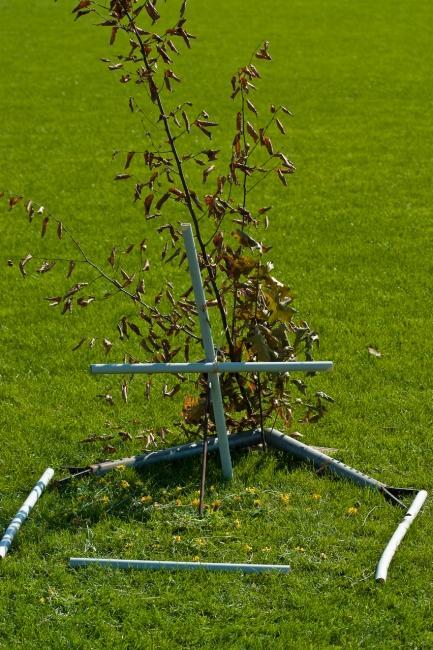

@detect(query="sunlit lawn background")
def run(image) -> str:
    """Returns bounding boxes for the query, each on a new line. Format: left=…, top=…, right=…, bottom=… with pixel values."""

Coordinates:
left=0, top=1, right=432, bottom=647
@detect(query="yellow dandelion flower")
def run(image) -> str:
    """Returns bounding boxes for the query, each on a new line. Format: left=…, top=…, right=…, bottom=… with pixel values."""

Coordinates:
left=192, top=555, right=200, bottom=562
left=101, top=495, right=110, bottom=505
left=191, top=498, right=200, bottom=508
left=211, top=500, right=221, bottom=510
left=173, top=535, right=182, bottom=543
left=243, top=544, right=253, bottom=553
left=140, top=495, right=152, bottom=504
left=120, top=480, right=130, bottom=489
left=280, top=493, right=290, bottom=504
left=39, top=597, right=46, bottom=604
left=312, top=493, right=321, bottom=500
left=253, top=499, right=261, bottom=507
left=245, top=487, right=257, bottom=494
left=234, top=519, right=241, bottom=529
left=347, top=506, right=358, bottom=515
left=294, top=546, right=305, bottom=552
left=194, top=537, right=206, bottom=547
left=115, top=465, right=126, bottom=472
left=175, top=499, right=182, bottom=507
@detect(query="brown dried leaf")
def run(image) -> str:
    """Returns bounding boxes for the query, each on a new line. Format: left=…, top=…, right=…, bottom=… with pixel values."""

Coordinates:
left=77, top=297, right=95, bottom=307
left=163, top=384, right=181, bottom=398
left=36, top=261, right=56, bottom=274
left=263, top=136, right=274, bottom=155
left=276, top=118, right=286, bottom=135
left=103, top=338, right=113, bottom=354
left=246, top=99, right=258, bottom=115
left=25, top=199, right=34, bottom=221
left=107, top=248, right=116, bottom=268
left=182, top=395, right=206, bottom=424
left=64, top=282, right=89, bottom=298
left=19, top=253, right=32, bottom=278
left=144, top=193, right=154, bottom=216
left=57, top=222, right=63, bottom=240
left=125, top=151, right=135, bottom=169
left=246, top=121, right=259, bottom=143
left=181, top=110, right=190, bottom=133
left=156, top=192, right=170, bottom=210
left=167, top=39, right=179, bottom=54
left=281, top=105, right=293, bottom=116
left=118, top=430, right=132, bottom=441
left=277, top=169, right=287, bottom=186
left=202, top=165, right=215, bottom=183
left=41, top=216, right=49, bottom=238
left=121, top=380, right=128, bottom=403
left=50, top=296, right=67, bottom=308
left=62, top=297, right=73, bottom=315
left=145, top=1, right=160, bottom=23
left=67, top=259, right=76, bottom=278
left=128, top=321, right=142, bottom=336
left=72, top=337, right=86, bottom=351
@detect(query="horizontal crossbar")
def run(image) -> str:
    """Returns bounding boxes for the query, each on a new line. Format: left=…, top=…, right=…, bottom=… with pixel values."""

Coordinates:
left=70, top=557, right=290, bottom=574
left=91, top=361, right=333, bottom=375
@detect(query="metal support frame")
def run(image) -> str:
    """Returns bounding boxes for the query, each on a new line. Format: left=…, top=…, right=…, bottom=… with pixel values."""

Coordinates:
left=91, top=223, right=332, bottom=480
left=72, top=224, right=426, bottom=581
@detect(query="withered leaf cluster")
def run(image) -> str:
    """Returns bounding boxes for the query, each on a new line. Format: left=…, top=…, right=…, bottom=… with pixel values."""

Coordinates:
left=3, top=0, right=332, bottom=446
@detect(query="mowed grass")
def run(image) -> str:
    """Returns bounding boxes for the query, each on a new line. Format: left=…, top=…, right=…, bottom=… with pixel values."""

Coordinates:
left=1, top=1, right=433, bottom=647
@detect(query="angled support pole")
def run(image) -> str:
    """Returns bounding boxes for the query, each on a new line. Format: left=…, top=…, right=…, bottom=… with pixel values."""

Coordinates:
left=181, top=223, right=233, bottom=479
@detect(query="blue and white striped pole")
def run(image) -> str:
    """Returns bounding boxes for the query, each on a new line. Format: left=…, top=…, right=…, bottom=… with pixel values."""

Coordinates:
left=0, top=467, right=54, bottom=559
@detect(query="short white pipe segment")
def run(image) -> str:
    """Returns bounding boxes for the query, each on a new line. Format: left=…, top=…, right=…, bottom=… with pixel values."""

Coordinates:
left=181, top=223, right=232, bottom=480
left=0, top=467, right=54, bottom=559
left=91, top=361, right=333, bottom=375
left=70, top=557, right=290, bottom=573
left=375, top=490, right=428, bottom=583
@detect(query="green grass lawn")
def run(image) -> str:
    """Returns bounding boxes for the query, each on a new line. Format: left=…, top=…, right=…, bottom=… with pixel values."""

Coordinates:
left=1, top=1, right=432, bottom=647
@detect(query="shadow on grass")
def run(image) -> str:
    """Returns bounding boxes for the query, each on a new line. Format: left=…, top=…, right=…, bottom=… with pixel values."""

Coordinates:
left=43, top=444, right=313, bottom=533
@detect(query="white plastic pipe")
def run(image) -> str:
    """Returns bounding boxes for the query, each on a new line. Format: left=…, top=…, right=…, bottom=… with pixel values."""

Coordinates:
left=0, top=467, right=54, bottom=559
left=91, top=361, right=333, bottom=375
left=181, top=223, right=233, bottom=480
left=70, top=557, right=290, bottom=573
left=375, top=490, right=428, bottom=583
